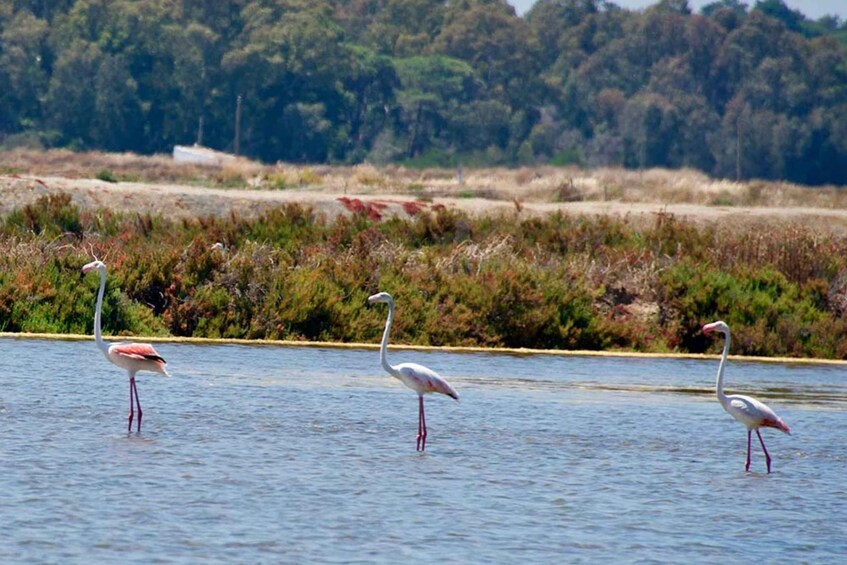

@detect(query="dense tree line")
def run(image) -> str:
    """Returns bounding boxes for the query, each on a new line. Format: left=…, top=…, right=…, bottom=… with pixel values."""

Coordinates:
left=1, top=0, right=846, bottom=184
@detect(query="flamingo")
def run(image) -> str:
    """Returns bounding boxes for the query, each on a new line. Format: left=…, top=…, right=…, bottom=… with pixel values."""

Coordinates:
left=83, top=260, right=170, bottom=432
left=703, top=321, right=790, bottom=473
left=368, top=292, right=458, bottom=451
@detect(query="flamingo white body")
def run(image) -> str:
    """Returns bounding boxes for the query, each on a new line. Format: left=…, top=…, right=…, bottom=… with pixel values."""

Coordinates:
left=83, top=260, right=169, bottom=432
left=703, top=321, right=790, bottom=473
left=368, top=292, right=458, bottom=451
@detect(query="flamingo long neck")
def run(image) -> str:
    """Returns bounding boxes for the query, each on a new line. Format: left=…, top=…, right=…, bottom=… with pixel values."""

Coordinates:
left=715, top=330, right=731, bottom=407
left=379, top=299, right=400, bottom=378
left=93, top=267, right=109, bottom=354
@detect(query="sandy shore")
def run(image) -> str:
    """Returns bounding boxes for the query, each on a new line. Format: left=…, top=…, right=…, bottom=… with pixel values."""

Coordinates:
left=5, top=331, right=847, bottom=365
left=5, top=172, right=847, bottom=231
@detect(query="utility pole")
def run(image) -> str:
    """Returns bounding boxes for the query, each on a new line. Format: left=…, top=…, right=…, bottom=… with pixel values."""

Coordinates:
left=196, top=116, right=203, bottom=146
left=234, top=94, right=242, bottom=156
left=735, top=112, right=742, bottom=181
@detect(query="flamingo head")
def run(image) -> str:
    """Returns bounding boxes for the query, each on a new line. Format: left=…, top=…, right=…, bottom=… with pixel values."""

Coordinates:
left=367, top=291, right=393, bottom=306
left=82, top=259, right=106, bottom=275
left=702, top=320, right=729, bottom=336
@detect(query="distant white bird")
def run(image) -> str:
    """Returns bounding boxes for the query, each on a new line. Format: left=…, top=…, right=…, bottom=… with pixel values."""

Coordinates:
left=703, top=321, right=790, bottom=473
left=83, top=260, right=170, bottom=432
left=368, top=292, right=458, bottom=451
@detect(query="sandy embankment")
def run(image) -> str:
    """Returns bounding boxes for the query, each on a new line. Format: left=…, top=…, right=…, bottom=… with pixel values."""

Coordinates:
left=4, top=172, right=847, bottom=231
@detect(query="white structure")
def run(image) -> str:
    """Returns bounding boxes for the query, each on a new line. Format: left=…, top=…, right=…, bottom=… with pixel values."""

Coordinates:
left=173, top=144, right=236, bottom=165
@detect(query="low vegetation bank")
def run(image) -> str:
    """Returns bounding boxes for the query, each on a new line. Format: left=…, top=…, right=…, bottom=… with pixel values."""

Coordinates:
left=3, top=194, right=847, bottom=359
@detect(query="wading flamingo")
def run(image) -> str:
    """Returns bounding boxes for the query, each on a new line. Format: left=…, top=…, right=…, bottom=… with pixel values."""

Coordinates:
left=368, top=292, right=458, bottom=451
left=83, top=260, right=169, bottom=432
left=703, top=321, right=790, bottom=473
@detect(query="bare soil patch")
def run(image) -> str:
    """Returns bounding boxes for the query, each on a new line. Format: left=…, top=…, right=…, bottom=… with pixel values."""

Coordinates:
left=3, top=149, right=847, bottom=230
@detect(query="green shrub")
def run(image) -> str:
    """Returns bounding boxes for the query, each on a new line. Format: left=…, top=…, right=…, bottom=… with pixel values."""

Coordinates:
left=3, top=198, right=847, bottom=358
left=96, top=169, right=119, bottom=183
left=3, top=193, right=82, bottom=238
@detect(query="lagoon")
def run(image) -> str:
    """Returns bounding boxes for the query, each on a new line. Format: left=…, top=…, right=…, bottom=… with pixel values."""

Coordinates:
left=1, top=338, right=845, bottom=563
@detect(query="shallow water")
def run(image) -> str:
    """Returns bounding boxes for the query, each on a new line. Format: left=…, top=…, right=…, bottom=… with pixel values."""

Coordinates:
left=1, top=338, right=846, bottom=563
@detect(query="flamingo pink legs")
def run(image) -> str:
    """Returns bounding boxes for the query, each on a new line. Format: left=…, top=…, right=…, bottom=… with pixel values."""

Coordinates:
left=417, top=396, right=428, bottom=452
left=128, top=376, right=142, bottom=432
left=746, top=429, right=773, bottom=473
left=746, top=430, right=751, bottom=471
left=756, top=429, right=772, bottom=473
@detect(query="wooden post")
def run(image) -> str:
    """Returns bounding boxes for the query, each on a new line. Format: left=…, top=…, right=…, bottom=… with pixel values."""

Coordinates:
left=234, top=95, right=242, bottom=156
left=736, top=114, right=741, bottom=181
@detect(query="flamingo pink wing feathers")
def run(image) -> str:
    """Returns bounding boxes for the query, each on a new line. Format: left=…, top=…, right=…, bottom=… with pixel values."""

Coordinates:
left=728, top=396, right=790, bottom=434
left=762, top=416, right=791, bottom=434
left=398, top=363, right=459, bottom=399
left=428, top=376, right=458, bottom=399
left=110, top=342, right=168, bottom=369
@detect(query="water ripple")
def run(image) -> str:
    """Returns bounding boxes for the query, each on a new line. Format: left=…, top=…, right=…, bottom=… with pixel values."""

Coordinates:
left=1, top=338, right=845, bottom=564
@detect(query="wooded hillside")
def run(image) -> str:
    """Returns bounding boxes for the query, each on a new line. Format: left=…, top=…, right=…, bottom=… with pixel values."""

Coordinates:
left=1, top=0, right=846, bottom=184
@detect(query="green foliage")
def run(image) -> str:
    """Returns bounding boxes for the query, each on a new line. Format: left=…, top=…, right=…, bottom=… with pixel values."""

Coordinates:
left=4, top=197, right=847, bottom=358
left=95, top=168, right=118, bottom=182
left=400, top=148, right=459, bottom=169
left=549, top=148, right=583, bottom=167
left=3, top=193, right=82, bottom=238
left=0, top=1, right=846, bottom=181
left=657, top=260, right=838, bottom=356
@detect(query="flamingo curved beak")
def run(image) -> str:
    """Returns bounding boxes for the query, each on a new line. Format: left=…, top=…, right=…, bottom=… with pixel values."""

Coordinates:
left=82, top=260, right=105, bottom=274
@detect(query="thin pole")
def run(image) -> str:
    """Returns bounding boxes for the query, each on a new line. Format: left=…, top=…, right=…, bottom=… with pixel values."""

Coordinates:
left=736, top=113, right=741, bottom=181
left=234, top=94, right=242, bottom=156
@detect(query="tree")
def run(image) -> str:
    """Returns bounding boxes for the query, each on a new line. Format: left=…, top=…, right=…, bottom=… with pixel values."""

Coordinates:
left=450, top=99, right=512, bottom=152
left=221, top=3, right=353, bottom=160
left=701, top=0, right=748, bottom=19
left=163, top=22, right=221, bottom=147
left=1, top=0, right=846, bottom=183
left=361, top=0, right=445, bottom=56
left=280, top=102, right=334, bottom=161
left=753, top=0, right=804, bottom=34
left=526, top=0, right=601, bottom=68
left=91, top=53, right=143, bottom=150
left=651, top=0, right=692, bottom=15
left=393, top=55, right=479, bottom=158
left=9, top=0, right=75, bottom=22
left=43, top=39, right=103, bottom=147
left=710, top=9, right=790, bottom=107
left=0, top=10, right=49, bottom=137
left=433, top=0, right=544, bottom=109
left=337, top=45, right=397, bottom=158
left=621, top=93, right=680, bottom=168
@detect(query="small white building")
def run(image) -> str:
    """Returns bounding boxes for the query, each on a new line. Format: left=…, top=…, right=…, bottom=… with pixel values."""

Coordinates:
left=173, top=145, right=236, bottom=165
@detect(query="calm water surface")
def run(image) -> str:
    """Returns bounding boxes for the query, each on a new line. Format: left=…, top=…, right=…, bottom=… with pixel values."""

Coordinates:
left=1, top=338, right=846, bottom=563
